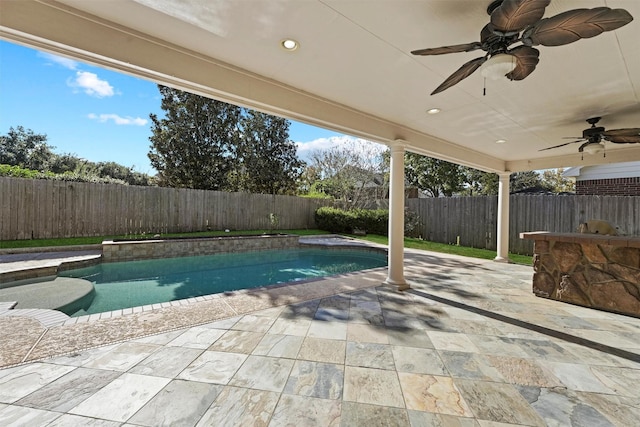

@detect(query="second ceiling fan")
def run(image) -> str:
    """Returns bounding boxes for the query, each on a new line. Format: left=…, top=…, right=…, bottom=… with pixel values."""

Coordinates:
left=411, top=0, right=633, bottom=95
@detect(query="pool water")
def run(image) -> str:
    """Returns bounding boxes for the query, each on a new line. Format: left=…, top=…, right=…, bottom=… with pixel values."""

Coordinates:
left=59, top=248, right=386, bottom=316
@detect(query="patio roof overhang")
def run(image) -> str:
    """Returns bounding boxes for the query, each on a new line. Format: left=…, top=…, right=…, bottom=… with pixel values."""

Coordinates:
left=1, top=0, right=639, bottom=174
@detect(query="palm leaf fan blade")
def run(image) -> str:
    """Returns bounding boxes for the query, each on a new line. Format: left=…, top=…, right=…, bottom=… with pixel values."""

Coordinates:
left=603, top=128, right=640, bottom=144
left=431, top=57, right=487, bottom=95
left=505, top=46, right=539, bottom=80
left=525, top=7, right=634, bottom=47
left=491, top=0, right=550, bottom=32
left=411, top=43, right=482, bottom=56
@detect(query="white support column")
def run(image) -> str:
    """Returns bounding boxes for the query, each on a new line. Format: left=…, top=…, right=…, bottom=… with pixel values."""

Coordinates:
left=385, top=141, right=409, bottom=290
left=494, top=172, right=510, bottom=262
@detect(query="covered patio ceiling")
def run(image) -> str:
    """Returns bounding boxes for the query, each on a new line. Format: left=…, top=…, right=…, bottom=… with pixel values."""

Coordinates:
left=1, top=0, right=639, bottom=173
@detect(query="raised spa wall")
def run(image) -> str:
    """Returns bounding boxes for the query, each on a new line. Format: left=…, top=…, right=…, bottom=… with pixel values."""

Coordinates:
left=102, top=234, right=301, bottom=262
left=521, top=232, right=640, bottom=318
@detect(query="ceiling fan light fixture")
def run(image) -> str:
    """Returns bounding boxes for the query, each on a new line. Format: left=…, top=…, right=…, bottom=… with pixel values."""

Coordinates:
left=583, top=142, right=604, bottom=155
left=480, top=53, right=516, bottom=80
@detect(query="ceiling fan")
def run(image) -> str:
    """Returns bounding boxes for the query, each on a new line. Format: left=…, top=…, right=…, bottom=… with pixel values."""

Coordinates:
left=411, top=0, right=634, bottom=95
left=539, top=117, right=640, bottom=154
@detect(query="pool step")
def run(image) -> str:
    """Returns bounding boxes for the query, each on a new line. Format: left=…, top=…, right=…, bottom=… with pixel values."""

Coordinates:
left=0, top=307, right=70, bottom=327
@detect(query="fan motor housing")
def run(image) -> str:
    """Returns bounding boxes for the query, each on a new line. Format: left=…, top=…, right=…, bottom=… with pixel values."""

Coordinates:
left=583, top=126, right=605, bottom=139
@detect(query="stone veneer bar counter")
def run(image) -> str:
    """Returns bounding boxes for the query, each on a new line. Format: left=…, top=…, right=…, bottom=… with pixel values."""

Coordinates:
left=521, top=231, right=640, bottom=318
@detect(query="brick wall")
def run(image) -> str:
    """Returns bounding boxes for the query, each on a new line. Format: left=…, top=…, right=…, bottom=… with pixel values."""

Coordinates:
left=576, top=177, right=640, bottom=196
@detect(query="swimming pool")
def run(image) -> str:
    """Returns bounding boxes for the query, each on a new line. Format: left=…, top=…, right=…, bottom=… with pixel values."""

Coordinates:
left=59, top=247, right=387, bottom=316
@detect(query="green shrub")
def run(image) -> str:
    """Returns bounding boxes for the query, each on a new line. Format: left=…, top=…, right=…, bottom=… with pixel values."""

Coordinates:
left=315, top=206, right=388, bottom=235
left=315, top=206, right=422, bottom=236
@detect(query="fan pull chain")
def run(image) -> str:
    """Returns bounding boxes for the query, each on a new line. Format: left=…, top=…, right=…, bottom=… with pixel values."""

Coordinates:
left=483, top=77, right=486, bottom=96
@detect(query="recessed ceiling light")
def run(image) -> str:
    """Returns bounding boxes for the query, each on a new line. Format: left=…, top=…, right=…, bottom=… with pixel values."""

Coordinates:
left=281, top=39, right=299, bottom=51
left=495, top=139, right=507, bottom=144
left=426, top=108, right=441, bottom=115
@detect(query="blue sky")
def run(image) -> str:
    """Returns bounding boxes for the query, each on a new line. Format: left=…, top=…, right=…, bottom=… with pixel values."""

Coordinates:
left=0, top=40, right=356, bottom=174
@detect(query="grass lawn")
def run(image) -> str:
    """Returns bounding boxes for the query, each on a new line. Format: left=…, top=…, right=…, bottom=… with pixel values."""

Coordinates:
left=0, top=229, right=532, bottom=265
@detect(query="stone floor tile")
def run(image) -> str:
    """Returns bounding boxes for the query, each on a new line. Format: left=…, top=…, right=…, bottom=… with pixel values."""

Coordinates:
left=130, top=329, right=185, bottom=345
left=253, top=333, right=304, bottom=358
left=196, top=386, right=279, bottom=427
left=466, top=335, right=530, bottom=358
left=348, top=307, right=385, bottom=326
left=546, top=362, right=616, bottom=393
left=128, top=379, right=222, bottom=427
left=575, top=391, right=640, bottom=427
left=341, top=402, right=410, bottom=427
left=307, top=320, right=348, bottom=340
left=484, top=355, right=561, bottom=387
left=454, top=379, right=545, bottom=426
left=229, top=355, right=294, bottom=392
left=15, top=367, right=120, bottom=412
left=554, top=341, right=639, bottom=368
left=268, top=317, right=312, bottom=336
left=166, top=326, right=226, bottom=349
left=398, top=372, right=473, bottom=417
left=346, top=323, right=389, bottom=344
left=82, top=342, right=160, bottom=371
left=270, top=394, right=341, bottom=427
left=346, top=342, right=395, bottom=370
left=590, top=365, right=640, bottom=397
left=439, top=351, right=504, bottom=382
left=0, top=362, right=75, bottom=403
left=207, top=330, right=264, bottom=354
left=68, top=372, right=170, bottom=422
left=392, top=346, right=448, bottom=376
left=129, top=346, right=203, bottom=378
left=177, top=350, right=247, bottom=384
left=517, top=385, right=615, bottom=427
left=427, top=331, right=480, bottom=353
left=279, top=299, right=321, bottom=319
left=46, top=413, right=122, bottom=426
left=232, top=314, right=277, bottom=333
left=284, top=360, right=344, bottom=399
left=572, top=329, right=640, bottom=349
left=343, top=366, right=404, bottom=408
left=510, top=338, right=578, bottom=362
left=407, top=410, right=480, bottom=427
left=298, top=337, right=346, bottom=364
left=44, top=344, right=120, bottom=367
left=200, top=316, right=241, bottom=329
left=385, top=326, right=434, bottom=349
left=314, top=306, right=350, bottom=322
left=0, top=405, right=61, bottom=426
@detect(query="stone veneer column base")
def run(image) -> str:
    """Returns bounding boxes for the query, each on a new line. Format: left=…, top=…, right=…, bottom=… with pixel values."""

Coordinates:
left=521, top=232, right=640, bottom=318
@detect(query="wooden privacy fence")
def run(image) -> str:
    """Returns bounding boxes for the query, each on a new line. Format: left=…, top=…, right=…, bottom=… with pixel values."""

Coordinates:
left=0, top=177, right=329, bottom=240
left=407, top=194, right=640, bottom=255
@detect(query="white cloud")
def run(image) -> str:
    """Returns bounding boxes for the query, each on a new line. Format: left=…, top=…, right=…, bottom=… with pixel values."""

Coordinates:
left=68, top=71, right=114, bottom=97
left=88, top=113, right=148, bottom=126
left=38, top=52, right=79, bottom=70
left=295, top=136, right=385, bottom=161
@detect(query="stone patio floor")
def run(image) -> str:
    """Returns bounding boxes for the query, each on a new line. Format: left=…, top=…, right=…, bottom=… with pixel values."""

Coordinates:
left=0, top=244, right=639, bottom=426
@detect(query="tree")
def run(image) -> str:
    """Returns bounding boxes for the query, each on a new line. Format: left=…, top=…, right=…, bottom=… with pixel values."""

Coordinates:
left=541, top=168, right=575, bottom=193
left=148, top=86, right=303, bottom=194
left=306, top=139, right=388, bottom=208
left=0, top=126, right=54, bottom=170
left=404, top=153, right=466, bottom=197
left=228, top=111, right=303, bottom=194
left=148, top=85, right=242, bottom=190
left=462, top=168, right=499, bottom=196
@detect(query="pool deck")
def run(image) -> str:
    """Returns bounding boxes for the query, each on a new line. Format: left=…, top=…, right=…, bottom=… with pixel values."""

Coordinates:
left=1, top=237, right=639, bottom=426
